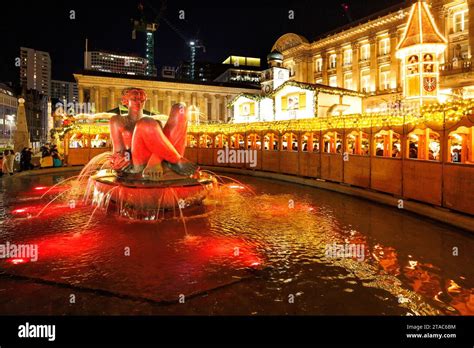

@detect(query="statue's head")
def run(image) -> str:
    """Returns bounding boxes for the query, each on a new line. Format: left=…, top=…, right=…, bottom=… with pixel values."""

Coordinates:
left=121, top=88, right=147, bottom=113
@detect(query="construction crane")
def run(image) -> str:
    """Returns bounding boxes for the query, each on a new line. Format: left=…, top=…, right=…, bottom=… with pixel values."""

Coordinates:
left=341, top=3, right=353, bottom=23
left=135, top=0, right=206, bottom=80
left=131, top=2, right=165, bottom=76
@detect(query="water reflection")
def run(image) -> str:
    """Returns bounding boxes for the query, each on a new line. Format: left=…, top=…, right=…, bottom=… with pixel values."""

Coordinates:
left=0, top=173, right=473, bottom=315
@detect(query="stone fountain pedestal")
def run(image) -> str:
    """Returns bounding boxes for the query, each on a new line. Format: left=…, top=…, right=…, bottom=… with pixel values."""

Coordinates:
left=87, top=170, right=215, bottom=220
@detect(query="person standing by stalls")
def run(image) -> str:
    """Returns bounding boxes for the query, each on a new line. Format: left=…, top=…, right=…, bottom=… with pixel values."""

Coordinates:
left=20, top=147, right=27, bottom=171
left=8, top=150, right=15, bottom=175
left=20, top=147, right=33, bottom=171
left=0, top=154, right=4, bottom=177
left=40, top=144, right=53, bottom=168
left=50, top=145, right=62, bottom=167
left=25, top=148, right=34, bottom=170
left=2, top=150, right=13, bottom=176
left=41, top=144, right=50, bottom=157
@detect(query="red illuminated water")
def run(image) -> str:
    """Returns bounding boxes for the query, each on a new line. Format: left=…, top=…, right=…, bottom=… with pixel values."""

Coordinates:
left=0, top=171, right=473, bottom=315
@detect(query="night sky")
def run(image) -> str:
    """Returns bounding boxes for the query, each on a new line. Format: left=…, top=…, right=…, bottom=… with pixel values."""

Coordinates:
left=0, top=0, right=405, bottom=85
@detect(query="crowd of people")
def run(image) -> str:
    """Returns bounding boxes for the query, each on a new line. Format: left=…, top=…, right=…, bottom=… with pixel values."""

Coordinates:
left=40, top=144, right=62, bottom=167
left=0, top=143, right=63, bottom=177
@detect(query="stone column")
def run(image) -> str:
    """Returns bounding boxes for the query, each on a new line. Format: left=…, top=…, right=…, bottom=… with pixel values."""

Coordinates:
left=468, top=0, right=474, bottom=62
left=223, top=95, right=229, bottom=122
left=311, top=56, right=318, bottom=83
left=153, top=91, right=158, bottom=113
left=336, top=48, right=343, bottom=88
left=203, top=94, right=210, bottom=122
left=212, top=95, right=220, bottom=122
left=115, top=88, right=122, bottom=107
left=295, top=57, right=308, bottom=83
left=197, top=93, right=204, bottom=121
left=228, top=96, right=234, bottom=121
left=78, top=87, right=84, bottom=104
left=94, top=87, right=100, bottom=112
left=109, top=88, right=115, bottom=110
left=369, top=36, right=378, bottom=92
left=155, top=90, right=162, bottom=114
left=389, top=30, right=399, bottom=89
left=191, top=92, right=197, bottom=107
left=439, top=8, right=449, bottom=63
left=321, top=51, right=328, bottom=85
left=178, top=92, right=185, bottom=104
left=352, top=43, right=360, bottom=91
left=187, top=91, right=193, bottom=107
left=101, top=87, right=108, bottom=112
left=165, top=91, right=172, bottom=113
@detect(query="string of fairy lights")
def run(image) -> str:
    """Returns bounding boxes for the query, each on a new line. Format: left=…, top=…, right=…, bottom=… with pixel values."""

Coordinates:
left=189, top=100, right=474, bottom=135
left=51, top=100, right=474, bottom=138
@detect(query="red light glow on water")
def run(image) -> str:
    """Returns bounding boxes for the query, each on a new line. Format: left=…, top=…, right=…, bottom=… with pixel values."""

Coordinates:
left=27, top=231, right=102, bottom=260
left=182, top=235, right=263, bottom=268
left=34, top=186, right=48, bottom=190
left=11, top=201, right=85, bottom=218
left=8, top=258, right=29, bottom=265
left=26, top=185, right=70, bottom=196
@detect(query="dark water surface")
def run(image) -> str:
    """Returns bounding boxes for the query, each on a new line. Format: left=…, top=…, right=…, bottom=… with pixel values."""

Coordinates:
left=0, top=171, right=473, bottom=315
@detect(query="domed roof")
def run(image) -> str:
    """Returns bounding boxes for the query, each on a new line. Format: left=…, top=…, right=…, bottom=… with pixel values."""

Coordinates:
left=272, top=33, right=309, bottom=52
left=267, top=50, right=283, bottom=62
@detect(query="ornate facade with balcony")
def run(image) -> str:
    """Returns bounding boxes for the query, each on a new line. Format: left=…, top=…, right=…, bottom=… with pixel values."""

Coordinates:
left=272, top=0, right=474, bottom=108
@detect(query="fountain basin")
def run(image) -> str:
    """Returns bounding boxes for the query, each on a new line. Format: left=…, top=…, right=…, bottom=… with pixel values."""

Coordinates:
left=87, top=170, right=215, bottom=219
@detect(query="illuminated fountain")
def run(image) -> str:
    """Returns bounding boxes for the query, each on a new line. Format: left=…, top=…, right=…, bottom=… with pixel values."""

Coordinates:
left=77, top=88, right=217, bottom=220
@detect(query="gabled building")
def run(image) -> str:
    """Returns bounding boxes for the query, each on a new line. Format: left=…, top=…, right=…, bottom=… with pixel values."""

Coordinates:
left=270, top=0, right=474, bottom=110
left=396, top=0, right=448, bottom=104
left=230, top=49, right=364, bottom=123
left=230, top=1, right=468, bottom=123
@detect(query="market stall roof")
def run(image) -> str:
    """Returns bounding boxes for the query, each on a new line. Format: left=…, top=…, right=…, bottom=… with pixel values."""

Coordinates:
left=269, top=80, right=366, bottom=98
left=228, top=93, right=269, bottom=107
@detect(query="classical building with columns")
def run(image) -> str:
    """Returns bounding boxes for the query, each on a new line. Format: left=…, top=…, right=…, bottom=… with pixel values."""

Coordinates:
left=73, top=71, right=259, bottom=123
left=272, top=0, right=474, bottom=111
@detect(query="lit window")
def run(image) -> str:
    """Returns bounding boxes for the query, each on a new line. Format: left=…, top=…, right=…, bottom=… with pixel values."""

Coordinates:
left=448, top=126, right=473, bottom=163
left=379, top=38, right=390, bottom=56
left=374, top=130, right=401, bottom=157
left=329, top=54, right=337, bottom=69
left=344, top=73, right=353, bottom=90
left=343, top=49, right=352, bottom=65
left=329, top=75, right=337, bottom=87
left=323, top=132, right=342, bottom=153
left=379, top=65, right=391, bottom=90
left=360, top=44, right=370, bottom=61
left=407, top=129, right=441, bottom=161
left=315, top=58, right=323, bottom=72
left=460, top=44, right=469, bottom=59
left=346, top=131, right=370, bottom=156
left=453, top=10, right=468, bottom=33
left=360, top=69, right=370, bottom=92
